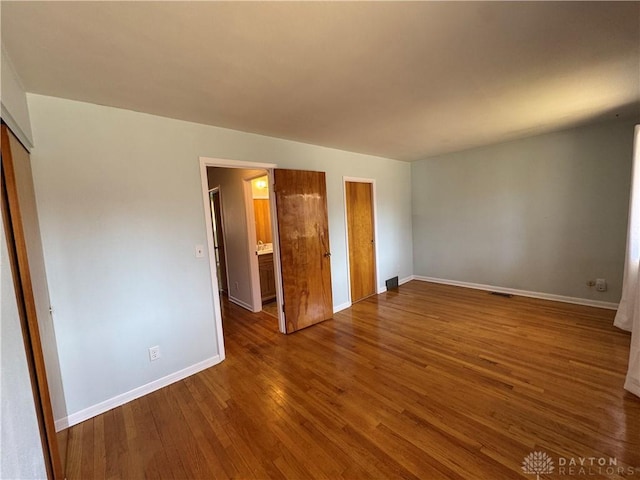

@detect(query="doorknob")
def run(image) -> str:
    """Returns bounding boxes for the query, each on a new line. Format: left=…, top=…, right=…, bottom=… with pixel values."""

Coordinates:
left=324, top=252, right=331, bottom=258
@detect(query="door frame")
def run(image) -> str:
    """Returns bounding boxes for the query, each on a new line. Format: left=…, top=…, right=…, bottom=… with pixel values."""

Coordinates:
left=243, top=172, right=269, bottom=313
left=199, top=158, right=286, bottom=358
left=343, top=176, right=382, bottom=304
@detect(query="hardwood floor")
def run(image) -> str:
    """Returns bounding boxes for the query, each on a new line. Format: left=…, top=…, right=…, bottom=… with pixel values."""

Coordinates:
left=261, top=299, right=279, bottom=319
left=65, top=281, right=640, bottom=479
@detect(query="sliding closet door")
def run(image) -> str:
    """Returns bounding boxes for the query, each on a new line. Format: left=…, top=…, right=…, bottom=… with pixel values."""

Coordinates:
left=1, top=124, right=66, bottom=478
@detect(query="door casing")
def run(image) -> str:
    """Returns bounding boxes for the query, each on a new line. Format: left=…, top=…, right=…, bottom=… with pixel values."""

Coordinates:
left=199, top=158, right=286, bottom=360
left=243, top=172, right=269, bottom=313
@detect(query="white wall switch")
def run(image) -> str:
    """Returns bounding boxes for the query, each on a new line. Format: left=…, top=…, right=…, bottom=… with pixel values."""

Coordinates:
left=595, top=278, right=607, bottom=292
left=195, top=245, right=205, bottom=258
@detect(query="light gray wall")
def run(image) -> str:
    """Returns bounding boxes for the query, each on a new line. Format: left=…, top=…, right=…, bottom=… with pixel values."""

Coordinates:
left=207, top=167, right=266, bottom=309
left=1, top=210, right=48, bottom=480
left=412, top=119, right=635, bottom=303
left=26, top=93, right=413, bottom=419
left=1, top=47, right=34, bottom=148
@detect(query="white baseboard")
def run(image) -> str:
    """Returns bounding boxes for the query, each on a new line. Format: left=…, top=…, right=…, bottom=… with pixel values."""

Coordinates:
left=399, top=275, right=415, bottom=286
left=334, top=301, right=351, bottom=314
left=228, top=295, right=253, bottom=311
left=55, top=355, right=222, bottom=431
left=625, top=377, right=640, bottom=399
left=412, top=276, right=619, bottom=310
left=378, top=275, right=414, bottom=294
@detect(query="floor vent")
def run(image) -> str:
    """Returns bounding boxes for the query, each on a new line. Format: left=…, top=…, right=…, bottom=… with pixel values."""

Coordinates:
left=385, top=276, right=399, bottom=290
left=490, top=291, right=513, bottom=298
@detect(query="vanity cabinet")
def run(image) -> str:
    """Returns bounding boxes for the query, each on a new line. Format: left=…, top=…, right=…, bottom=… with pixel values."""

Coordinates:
left=258, top=253, right=276, bottom=302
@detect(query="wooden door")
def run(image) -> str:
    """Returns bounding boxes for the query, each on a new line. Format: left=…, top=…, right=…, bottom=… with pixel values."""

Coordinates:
left=346, top=181, right=376, bottom=303
left=274, top=169, right=333, bottom=332
left=253, top=199, right=272, bottom=244
left=258, top=252, right=276, bottom=302
left=1, top=124, right=65, bottom=478
left=210, top=190, right=228, bottom=292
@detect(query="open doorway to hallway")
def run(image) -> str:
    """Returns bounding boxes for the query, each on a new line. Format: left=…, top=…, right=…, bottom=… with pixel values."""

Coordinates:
left=200, top=157, right=335, bottom=353
left=205, top=166, right=280, bottom=329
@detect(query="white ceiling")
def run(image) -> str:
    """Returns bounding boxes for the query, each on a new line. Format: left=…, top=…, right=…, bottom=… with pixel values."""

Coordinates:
left=2, top=1, right=639, bottom=161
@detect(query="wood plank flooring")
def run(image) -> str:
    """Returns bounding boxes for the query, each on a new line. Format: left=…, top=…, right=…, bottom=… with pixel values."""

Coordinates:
left=65, top=281, right=640, bottom=479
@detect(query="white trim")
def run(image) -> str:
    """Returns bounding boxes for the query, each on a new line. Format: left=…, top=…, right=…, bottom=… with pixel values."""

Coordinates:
left=343, top=177, right=382, bottom=303
left=55, top=355, right=222, bottom=431
left=199, top=157, right=286, bottom=340
left=243, top=174, right=264, bottom=313
left=228, top=295, right=254, bottom=311
left=199, top=160, right=227, bottom=363
left=1, top=105, right=33, bottom=151
left=200, top=157, right=277, bottom=170
left=268, top=169, right=286, bottom=333
left=413, top=276, right=619, bottom=310
left=625, top=377, right=640, bottom=398
left=378, top=275, right=413, bottom=294
left=333, top=301, right=352, bottom=314
left=399, top=275, right=415, bottom=286
left=1, top=46, right=33, bottom=150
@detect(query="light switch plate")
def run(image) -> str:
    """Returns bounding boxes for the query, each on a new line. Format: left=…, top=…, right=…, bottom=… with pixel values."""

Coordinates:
left=195, top=245, right=205, bottom=258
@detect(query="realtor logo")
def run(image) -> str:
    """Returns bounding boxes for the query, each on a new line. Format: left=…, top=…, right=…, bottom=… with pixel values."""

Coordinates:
left=522, top=451, right=555, bottom=480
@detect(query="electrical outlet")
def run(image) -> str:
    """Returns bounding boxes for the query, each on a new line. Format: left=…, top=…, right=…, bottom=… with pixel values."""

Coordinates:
left=234, top=281, right=239, bottom=291
left=595, top=279, right=607, bottom=292
left=149, top=345, right=161, bottom=361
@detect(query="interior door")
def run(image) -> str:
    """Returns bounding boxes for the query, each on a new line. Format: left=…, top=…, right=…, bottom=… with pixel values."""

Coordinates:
left=274, top=169, right=333, bottom=333
left=346, top=181, right=376, bottom=303
left=1, top=124, right=66, bottom=478
left=210, top=190, right=228, bottom=292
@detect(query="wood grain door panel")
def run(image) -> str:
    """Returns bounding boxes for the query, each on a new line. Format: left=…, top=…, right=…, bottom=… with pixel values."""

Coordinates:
left=346, top=181, right=376, bottom=303
left=211, top=190, right=228, bottom=292
left=274, top=169, right=333, bottom=333
left=2, top=124, right=65, bottom=478
left=253, top=199, right=272, bottom=244
left=258, top=252, right=276, bottom=302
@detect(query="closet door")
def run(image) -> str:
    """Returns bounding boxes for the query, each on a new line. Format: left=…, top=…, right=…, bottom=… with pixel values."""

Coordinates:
left=1, top=124, right=66, bottom=478
left=346, top=181, right=376, bottom=303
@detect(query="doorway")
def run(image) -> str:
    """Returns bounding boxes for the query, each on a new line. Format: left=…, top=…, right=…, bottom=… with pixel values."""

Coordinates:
left=248, top=174, right=278, bottom=318
left=344, top=178, right=378, bottom=304
left=200, top=159, right=336, bottom=354
left=205, top=167, right=272, bottom=312
left=200, top=159, right=286, bottom=348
